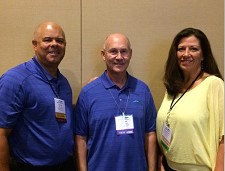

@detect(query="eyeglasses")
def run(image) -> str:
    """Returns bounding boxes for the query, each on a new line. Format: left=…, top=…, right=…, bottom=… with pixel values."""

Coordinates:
left=104, top=48, right=131, bottom=57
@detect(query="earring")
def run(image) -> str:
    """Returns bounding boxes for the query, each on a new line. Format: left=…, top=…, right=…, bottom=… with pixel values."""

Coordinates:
left=201, top=61, right=204, bottom=70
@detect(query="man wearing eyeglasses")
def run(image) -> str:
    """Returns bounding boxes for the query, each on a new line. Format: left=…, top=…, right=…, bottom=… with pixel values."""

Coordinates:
left=74, top=33, right=157, bottom=171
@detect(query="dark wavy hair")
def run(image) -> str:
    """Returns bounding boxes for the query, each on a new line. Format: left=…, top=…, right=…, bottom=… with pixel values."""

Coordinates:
left=163, top=27, right=223, bottom=96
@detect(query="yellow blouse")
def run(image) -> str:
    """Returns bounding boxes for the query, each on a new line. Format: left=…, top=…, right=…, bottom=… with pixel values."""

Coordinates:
left=157, top=75, right=224, bottom=171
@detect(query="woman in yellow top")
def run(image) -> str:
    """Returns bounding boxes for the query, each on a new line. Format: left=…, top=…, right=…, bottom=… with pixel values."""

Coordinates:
left=157, top=28, right=224, bottom=171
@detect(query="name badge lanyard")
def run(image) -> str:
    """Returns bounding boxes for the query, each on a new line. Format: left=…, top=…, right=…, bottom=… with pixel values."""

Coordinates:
left=32, top=57, right=60, bottom=98
left=109, top=89, right=130, bottom=117
left=110, top=89, right=135, bottom=135
left=165, top=71, right=202, bottom=127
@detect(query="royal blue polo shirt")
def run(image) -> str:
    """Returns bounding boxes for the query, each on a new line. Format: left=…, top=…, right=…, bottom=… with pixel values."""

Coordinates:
left=0, top=57, right=74, bottom=165
left=74, top=71, right=156, bottom=171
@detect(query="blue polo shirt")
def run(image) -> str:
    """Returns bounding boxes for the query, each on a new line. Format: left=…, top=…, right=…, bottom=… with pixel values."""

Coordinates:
left=74, top=71, right=157, bottom=171
left=0, top=57, right=74, bottom=166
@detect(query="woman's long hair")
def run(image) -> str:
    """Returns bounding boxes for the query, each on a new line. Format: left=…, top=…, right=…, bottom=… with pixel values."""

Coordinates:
left=163, top=27, right=223, bottom=96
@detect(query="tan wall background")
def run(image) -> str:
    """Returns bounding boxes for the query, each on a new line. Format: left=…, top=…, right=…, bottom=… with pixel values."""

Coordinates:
left=0, top=1, right=224, bottom=110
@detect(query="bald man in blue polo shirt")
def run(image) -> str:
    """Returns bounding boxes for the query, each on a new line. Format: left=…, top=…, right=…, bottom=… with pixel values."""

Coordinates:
left=0, top=21, right=75, bottom=171
left=74, top=33, right=158, bottom=171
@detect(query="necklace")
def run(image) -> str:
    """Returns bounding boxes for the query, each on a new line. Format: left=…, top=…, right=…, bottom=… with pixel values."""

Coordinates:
left=165, top=71, right=202, bottom=126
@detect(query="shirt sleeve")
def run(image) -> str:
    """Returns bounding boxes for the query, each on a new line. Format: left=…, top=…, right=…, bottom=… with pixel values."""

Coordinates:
left=208, top=77, right=224, bottom=168
left=208, top=77, right=224, bottom=140
left=145, top=86, right=157, bottom=132
left=73, top=90, right=89, bottom=136
left=0, top=72, right=24, bottom=128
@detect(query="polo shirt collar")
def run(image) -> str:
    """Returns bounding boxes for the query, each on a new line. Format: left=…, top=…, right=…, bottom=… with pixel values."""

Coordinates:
left=101, top=70, right=134, bottom=90
left=32, top=56, right=60, bottom=81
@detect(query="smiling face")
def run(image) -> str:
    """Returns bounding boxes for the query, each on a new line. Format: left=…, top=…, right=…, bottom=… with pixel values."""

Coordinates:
left=177, top=35, right=203, bottom=75
left=32, top=22, right=66, bottom=70
left=101, top=34, right=132, bottom=76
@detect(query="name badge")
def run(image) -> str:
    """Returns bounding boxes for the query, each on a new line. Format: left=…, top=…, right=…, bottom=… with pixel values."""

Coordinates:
left=54, top=98, right=67, bottom=123
left=115, top=115, right=134, bottom=135
left=160, top=122, right=172, bottom=151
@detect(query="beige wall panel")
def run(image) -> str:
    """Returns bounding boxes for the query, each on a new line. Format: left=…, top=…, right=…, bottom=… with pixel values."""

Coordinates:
left=0, top=1, right=223, bottom=108
left=81, top=0, right=224, bottom=109
left=0, top=1, right=81, bottom=103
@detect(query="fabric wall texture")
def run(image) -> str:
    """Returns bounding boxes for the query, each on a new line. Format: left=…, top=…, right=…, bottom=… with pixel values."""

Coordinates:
left=0, top=0, right=223, bottom=109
